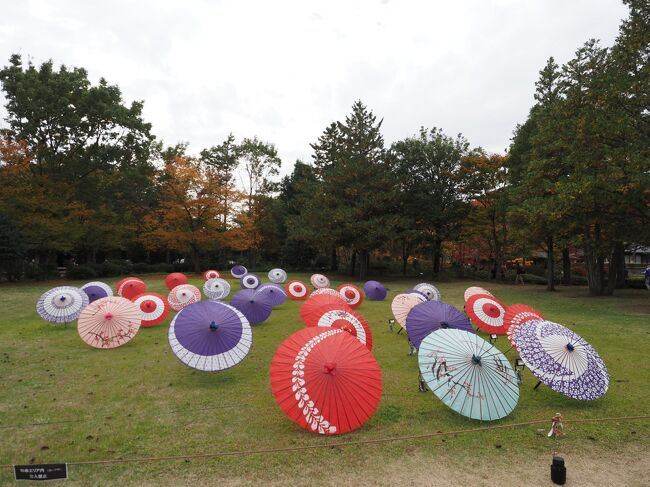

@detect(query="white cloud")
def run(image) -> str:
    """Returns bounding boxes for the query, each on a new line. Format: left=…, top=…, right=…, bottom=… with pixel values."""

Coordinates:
left=0, top=0, right=628, bottom=176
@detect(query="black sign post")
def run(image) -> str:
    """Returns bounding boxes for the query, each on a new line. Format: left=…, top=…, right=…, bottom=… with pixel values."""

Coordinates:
left=14, top=464, right=68, bottom=481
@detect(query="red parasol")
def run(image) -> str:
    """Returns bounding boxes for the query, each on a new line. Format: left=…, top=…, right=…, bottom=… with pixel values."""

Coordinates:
left=203, top=270, right=221, bottom=280
left=300, top=294, right=351, bottom=327
left=115, top=276, right=140, bottom=294
left=165, top=272, right=188, bottom=290
left=466, top=293, right=508, bottom=334
left=270, top=327, right=382, bottom=435
left=285, top=280, right=309, bottom=300
left=117, top=278, right=146, bottom=300
left=168, top=284, right=201, bottom=311
left=505, top=304, right=544, bottom=348
left=464, top=286, right=493, bottom=302
left=336, top=284, right=364, bottom=308
left=132, top=292, right=171, bottom=327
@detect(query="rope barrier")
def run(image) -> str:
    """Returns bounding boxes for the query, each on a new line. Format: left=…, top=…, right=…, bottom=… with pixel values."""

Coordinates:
left=1, top=414, right=648, bottom=470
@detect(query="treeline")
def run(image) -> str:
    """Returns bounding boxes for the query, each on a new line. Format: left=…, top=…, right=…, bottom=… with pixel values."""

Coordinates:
left=0, top=1, right=648, bottom=295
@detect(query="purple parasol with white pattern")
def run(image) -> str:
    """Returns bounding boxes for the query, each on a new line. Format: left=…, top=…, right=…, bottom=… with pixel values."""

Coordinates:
left=240, top=273, right=261, bottom=290
left=169, top=300, right=252, bottom=371
left=81, top=281, right=113, bottom=303
left=37, top=286, right=89, bottom=324
left=512, top=320, right=609, bottom=400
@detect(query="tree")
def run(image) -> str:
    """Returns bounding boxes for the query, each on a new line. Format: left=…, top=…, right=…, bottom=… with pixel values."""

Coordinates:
left=0, top=55, right=156, bottom=264
left=200, top=134, right=240, bottom=229
left=391, top=127, right=473, bottom=274
left=309, top=101, right=397, bottom=279
left=140, top=154, right=228, bottom=272
left=460, top=153, right=510, bottom=281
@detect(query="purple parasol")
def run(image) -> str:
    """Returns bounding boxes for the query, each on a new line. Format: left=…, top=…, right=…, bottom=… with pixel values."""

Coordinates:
left=240, top=273, right=261, bottom=290
left=230, top=289, right=273, bottom=325
left=406, top=300, right=474, bottom=349
left=168, top=300, right=252, bottom=371
left=231, top=264, right=248, bottom=278
left=255, top=283, right=287, bottom=307
left=513, top=320, right=609, bottom=400
left=363, top=280, right=387, bottom=301
left=81, top=281, right=113, bottom=303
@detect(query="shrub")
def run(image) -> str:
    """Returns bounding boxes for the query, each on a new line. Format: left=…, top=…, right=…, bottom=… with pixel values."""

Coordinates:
left=475, top=270, right=490, bottom=280
left=132, top=262, right=154, bottom=274
left=66, top=265, right=97, bottom=280
left=154, top=263, right=175, bottom=273
left=24, top=262, right=59, bottom=280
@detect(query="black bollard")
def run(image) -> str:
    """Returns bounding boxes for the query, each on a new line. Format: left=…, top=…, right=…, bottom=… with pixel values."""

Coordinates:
left=551, top=455, right=566, bottom=485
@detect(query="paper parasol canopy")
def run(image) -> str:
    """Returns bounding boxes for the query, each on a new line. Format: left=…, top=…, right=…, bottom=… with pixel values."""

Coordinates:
left=256, top=283, right=287, bottom=307
left=310, top=288, right=342, bottom=299
left=285, top=280, right=309, bottom=300
left=132, top=292, right=170, bottom=326
left=165, top=272, right=188, bottom=290
left=464, top=286, right=493, bottom=302
left=337, top=284, right=364, bottom=308
left=505, top=304, right=544, bottom=348
left=419, top=328, right=519, bottom=420
left=117, top=278, right=146, bottom=300
left=308, top=306, right=373, bottom=350
left=270, top=327, right=382, bottom=435
left=168, top=284, right=201, bottom=311
left=406, top=300, right=474, bottom=349
left=465, top=294, right=508, bottom=335
left=363, top=280, right=387, bottom=301
left=391, top=292, right=427, bottom=330
left=81, top=281, right=113, bottom=303
left=37, top=286, right=89, bottom=324
left=240, top=273, right=261, bottom=290
left=168, top=300, right=252, bottom=371
left=413, top=283, right=441, bottom=301
left=513, top=320, right=609, bottom=400
left=77, top=296, right=141, bottom=349
left=203, top=270, right=221, bottom=280
left=230, top=289, right=273, bottom=325
left=310, top=274, right=330, bottom=289
left=268, top=268, right=288, bottom=283
left=300, top=294, right=352, bottom=327
left=203, top=278, right=231, bottom=300
left=231, top=265, right=248, bottom=278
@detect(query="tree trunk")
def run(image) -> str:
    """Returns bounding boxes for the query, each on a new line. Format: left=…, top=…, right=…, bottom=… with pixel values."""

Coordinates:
left=349, top=251, right=357, bottom=276
left=192, top=247, right=201, bottom=273
left=330, top=247, right=338, bottom=271
left=606, top=241, right=625, bottom=294
left=584, top=226, right=605, bottom=295
left=401, top=241, right=408, bottom=276
left=613, top=242, right=626, bottom=289
left=432, top=238, right=442, bottom=274
left=546, top=236, right=555, bottom=291
left=165, top=249, right=171, bottom=264
left=561, top=247, right=571, bottom=285
left=359, top=250, right=368, bottom=280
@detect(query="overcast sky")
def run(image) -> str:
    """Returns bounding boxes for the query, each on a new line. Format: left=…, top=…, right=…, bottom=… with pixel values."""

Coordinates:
left=1, top=0, right=628, bottom=176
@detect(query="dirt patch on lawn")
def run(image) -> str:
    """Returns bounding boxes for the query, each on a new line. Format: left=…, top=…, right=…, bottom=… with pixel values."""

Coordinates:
left=143, top=443, right=650, bottom=487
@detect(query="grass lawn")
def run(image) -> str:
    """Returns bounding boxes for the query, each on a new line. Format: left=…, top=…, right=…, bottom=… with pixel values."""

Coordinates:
left=1, top=274, right=649, bottom=486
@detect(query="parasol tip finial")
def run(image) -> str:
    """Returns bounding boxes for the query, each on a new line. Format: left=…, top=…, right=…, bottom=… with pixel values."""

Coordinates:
left=323, top=362, right=337, bottom=375
left=440, top=320, right=449, bottom=329
left=209, top=321, right=218, bottom=331
left=104, top=313, right=113, bottom=320
left=471, top=354, right=482, bottom=366
left=566, top=343, right=575, bottom=352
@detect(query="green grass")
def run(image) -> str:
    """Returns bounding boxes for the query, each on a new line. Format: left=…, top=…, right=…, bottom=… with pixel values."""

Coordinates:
left=0, top=275, right=649, bottom=485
